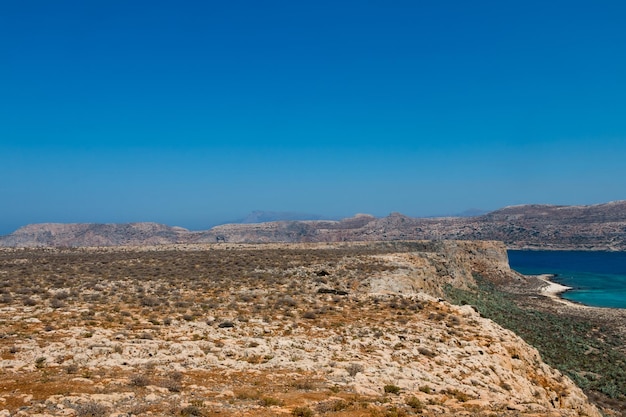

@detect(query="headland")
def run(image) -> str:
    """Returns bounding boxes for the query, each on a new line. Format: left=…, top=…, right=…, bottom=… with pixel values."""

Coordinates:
left=0, top=241, right=610, bottom=416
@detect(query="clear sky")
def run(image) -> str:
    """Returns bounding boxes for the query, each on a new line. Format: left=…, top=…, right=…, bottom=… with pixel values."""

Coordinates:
left=1, top=1, right=625, bottom=234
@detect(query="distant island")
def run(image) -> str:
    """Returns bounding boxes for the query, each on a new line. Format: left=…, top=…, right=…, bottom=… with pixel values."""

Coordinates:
left=1, top=201, right=625, bottom=250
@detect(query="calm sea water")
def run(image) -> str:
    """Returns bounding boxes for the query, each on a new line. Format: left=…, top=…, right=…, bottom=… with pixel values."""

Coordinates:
left=508, top=250, right=626, bottom=309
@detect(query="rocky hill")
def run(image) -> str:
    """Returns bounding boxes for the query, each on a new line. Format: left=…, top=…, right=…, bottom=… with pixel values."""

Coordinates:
left=0, top=242, right=602, bottom=416
left=2, top=201, right=625, bottom=249
left=0, top=222, right=190, bottom=247
left=198, top=201, right=626, bottom=250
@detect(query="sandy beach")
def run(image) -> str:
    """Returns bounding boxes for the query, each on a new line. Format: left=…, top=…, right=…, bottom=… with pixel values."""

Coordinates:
left=535, top=274, right=585, bottom=307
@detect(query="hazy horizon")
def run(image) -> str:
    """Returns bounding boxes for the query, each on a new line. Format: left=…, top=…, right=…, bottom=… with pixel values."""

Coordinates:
left=4, top=202, right=626, bottom=236
left=2, top=1, right=625, bottom=235
left=0, top=206, right=485, bottom=234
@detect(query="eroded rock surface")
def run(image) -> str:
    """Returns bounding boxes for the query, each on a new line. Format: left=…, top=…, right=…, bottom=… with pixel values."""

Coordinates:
left=0, top=242, right=600, bottom=416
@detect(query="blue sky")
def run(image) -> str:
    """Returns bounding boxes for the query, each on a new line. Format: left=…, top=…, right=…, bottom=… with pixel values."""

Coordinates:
left=1, top=1, right=625, bottom=234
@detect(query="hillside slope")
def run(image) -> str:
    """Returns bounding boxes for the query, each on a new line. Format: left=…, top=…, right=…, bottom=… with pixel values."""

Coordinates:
left=0, top=241, right=600, bottom=416
left=202, top=201, right=626, bottom=250
left=0, top=222, right=190, bottom=247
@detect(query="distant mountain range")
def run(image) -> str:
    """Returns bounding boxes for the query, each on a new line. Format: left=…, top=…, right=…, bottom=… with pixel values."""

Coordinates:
left=1, top=201, right=625, bottom=250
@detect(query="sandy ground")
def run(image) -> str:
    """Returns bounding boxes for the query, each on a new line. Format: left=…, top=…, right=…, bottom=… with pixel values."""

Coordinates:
left=535, top=274, right=585, bottom=307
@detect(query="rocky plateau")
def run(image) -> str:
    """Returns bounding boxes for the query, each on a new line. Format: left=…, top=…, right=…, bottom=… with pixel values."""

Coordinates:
left=0, top=241, right=607, bottom=416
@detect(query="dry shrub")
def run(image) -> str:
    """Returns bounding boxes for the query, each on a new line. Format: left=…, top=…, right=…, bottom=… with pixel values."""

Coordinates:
left=316, top=399, right=349, bottom=413
left=180, top=405, right=205, bottom=416
left=346, top=363, right=364, bottom=377
left=302, top=311, right=317, bottom=320
left=129, top=374, right=150, bottom=387
left=292, top=406, right=314, bottom=417
left=383, top=384, right=401, bottom=394
left=73, top=401, right=108, bottom=417
left=405, top=396, right=423, bottom=411
left=260, top=397, right=284, bottom=407
left=234, top=388, right=261, bottom=400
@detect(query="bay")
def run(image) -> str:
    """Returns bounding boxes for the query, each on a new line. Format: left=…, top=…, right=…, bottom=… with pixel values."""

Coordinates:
left=507, top=250, right=626, bottom=309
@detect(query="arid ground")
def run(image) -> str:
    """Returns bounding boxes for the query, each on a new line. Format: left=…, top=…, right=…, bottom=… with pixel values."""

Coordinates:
left=0, top=242, right=622, bottom=416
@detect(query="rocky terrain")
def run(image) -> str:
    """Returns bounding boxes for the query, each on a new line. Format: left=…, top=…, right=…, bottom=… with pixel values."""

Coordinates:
left=202, top=202, right=626, bottom=250
left=0, top=241, right=606, bottom=416
left=2, top=201, right=625, bottom=250
left=0, top=223, right=190, bottom=248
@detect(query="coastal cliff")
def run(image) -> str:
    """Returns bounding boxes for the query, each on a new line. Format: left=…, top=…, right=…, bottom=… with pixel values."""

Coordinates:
left=0, top=241, right=601, bottom=416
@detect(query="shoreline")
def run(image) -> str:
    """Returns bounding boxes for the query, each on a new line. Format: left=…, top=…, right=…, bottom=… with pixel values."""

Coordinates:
left=534, top=274, right=589, bottom=308
left=532, top=274, right=626, bottom=311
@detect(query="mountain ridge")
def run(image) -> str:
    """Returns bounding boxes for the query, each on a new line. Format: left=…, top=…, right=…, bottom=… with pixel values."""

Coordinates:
left=2, top=201, right=626, bottom=249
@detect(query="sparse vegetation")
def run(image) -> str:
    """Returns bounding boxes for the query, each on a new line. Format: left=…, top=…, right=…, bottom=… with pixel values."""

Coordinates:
left=302, top=310, right=317, bottom=319
left=443, top=388, right=472, bottom=402
left=418, top=385, right=431, bottom=394
left=35, top=357, right=46, bottom=369
left=180, top=405, right=205, bottom=417
left=259, top=396, right=284, bottom=407
left=129, top=374, right=151, bottom=387
left=0, top=243, right=621, bottom=416
left=383, top=384, right=401, bottom=394
left=316, top=398, right=350, bottom=413
left=73, top=401, right=108, bottom=417
left=65, top=363, right=79, bottom=374
left=292, top=406, right=314, bottom=417
left=346, top=363, right=364, bottom=377
left=405, top=396, right=423, bottom=411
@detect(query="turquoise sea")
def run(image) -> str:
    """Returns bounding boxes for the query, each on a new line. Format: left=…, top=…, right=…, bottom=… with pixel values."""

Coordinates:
left=508, top=250, right=626, bottom=309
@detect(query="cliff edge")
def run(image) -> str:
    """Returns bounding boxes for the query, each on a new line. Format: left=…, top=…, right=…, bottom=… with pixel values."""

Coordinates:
left=0, top=241, right=600, bottom=416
